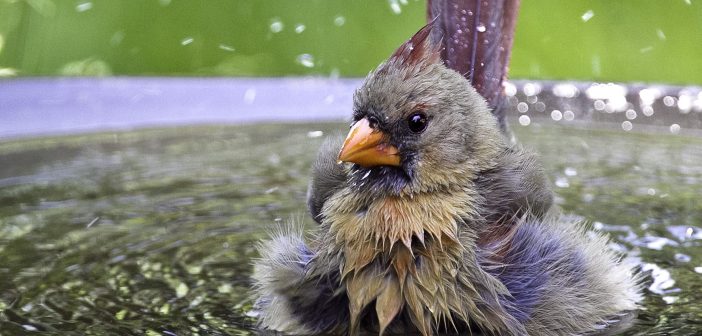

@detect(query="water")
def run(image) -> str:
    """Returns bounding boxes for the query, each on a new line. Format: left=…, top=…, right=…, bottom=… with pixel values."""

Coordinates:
left=1, top=121, right=701, bottom=335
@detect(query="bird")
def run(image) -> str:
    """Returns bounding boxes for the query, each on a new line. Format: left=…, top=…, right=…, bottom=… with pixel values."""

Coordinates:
left=252, top=23, right=641, bottom=336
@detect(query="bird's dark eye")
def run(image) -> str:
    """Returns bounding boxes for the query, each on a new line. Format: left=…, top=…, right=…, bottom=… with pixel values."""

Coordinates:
left=367, top=115, right=380, bottom=129
left=407, top=112, right=428, bottom=133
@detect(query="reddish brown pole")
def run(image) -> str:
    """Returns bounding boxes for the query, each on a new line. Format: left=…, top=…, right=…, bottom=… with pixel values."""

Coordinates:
left=428, top=0, right=520, bottom=132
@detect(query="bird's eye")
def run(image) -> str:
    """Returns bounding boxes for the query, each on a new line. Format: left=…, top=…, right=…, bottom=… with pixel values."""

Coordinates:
left=407, top=112, right=428, bottom=133
left=367, top=115, right=380, bottom=129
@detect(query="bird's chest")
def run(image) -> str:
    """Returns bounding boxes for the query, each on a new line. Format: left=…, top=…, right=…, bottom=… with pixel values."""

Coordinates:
left=325, top=192, right=470, bottom=331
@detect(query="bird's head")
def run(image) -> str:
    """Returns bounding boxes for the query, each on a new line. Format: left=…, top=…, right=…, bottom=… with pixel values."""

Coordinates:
left=339, top=23, right=505, bottom=196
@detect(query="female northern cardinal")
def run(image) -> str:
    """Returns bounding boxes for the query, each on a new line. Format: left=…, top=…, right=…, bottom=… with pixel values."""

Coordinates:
left=253, top=23, right=641, bottom=336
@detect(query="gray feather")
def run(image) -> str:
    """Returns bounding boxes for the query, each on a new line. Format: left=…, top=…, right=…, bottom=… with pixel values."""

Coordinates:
left=475, top=145, right=554, bottom=225
left=306, top=135, right=347, bottom=223
left=252, top=223, right=348, bottom=334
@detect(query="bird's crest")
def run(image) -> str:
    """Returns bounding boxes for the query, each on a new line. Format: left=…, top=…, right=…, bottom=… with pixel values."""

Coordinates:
left=382, top=20, right=443, bottom=72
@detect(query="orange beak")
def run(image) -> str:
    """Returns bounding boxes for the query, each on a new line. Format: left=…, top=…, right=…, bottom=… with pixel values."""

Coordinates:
left=338, top=118, right=401, bottom=167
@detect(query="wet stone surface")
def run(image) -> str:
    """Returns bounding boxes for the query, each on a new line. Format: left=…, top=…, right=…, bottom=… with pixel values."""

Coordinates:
left=0, top=122, right=701, bottom=335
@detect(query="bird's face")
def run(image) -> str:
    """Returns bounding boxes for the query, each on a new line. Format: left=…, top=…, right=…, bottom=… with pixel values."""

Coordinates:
left=339, top=24, right=504, bottom=196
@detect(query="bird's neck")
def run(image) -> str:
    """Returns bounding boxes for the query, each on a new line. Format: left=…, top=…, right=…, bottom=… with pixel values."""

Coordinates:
left=329, top=190, right=473, bottom=253
left=324, top=188, right=480, bottom=333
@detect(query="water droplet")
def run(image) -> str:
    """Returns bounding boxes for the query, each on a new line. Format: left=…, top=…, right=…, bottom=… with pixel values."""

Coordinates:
left=656, top=29, right=666, bottom=40
left=517, top=102, right=528, bottom=113
left=243, top=88, right=256, bottom=104
left=638, top=88, right=660, bottom=105
left=621, top=121, right=633, bottom=131
left=670, top=123, right=681, bottom=134
left=269, top=18, right=284, bottom=33
left=296, top=54, right=315, bottom=68
left=389, top=0, right=402, bottom=14
left=564, top=167, right=577, bottom=177
left=503, top=82, right=517, bottom=96
left=307, top=131, right=324, bottom=138
left=551, top=110, right=563, bottom=121
left=695, top=267, right=702, bottom=274
left=642, top=106, right=654, bottom=116
left=625, top=109, right=637, bottom=120
left=334, top=15, right=346, bottom=26
left=476, top=24, right=486, bottom=32
left=22, top=325, right=39, bottom=332
left=663, top=95, right=675, bottom=106
left=563, top=110, right=575, bottom=121
left=294, top=24, right=306, bottom=33
left=581, top=10, right=594, bottom=22
left=76, top=2, right=93, bottom=12
left=678, top=94, right=693, bottom=113
left=555, top=177, right=569, bottom=188
left=518, top=115, right=531, bottom=126
left=523, top=83, right=541, bottom=96
left=527, top=95, right=538, bottom=104
left=552, top=83, right=579, bottom=98
left=534, top=102, right=546, bottom=112
left=181, top=37, right=194, bottom=46
left=218, top=44, right=235, bottom=52
left=594, top=100, right=605, bottom=110
left=21, top=303, right=33, bottom=312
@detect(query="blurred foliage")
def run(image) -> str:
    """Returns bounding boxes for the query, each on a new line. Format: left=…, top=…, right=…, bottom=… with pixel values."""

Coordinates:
left=0, top=0, right=700, bottom=84
left=513, top=0, right=702, bottom=85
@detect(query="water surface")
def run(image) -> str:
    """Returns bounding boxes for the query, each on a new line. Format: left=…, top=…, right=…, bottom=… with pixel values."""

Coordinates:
left=0, top=122, right=701, bottom=335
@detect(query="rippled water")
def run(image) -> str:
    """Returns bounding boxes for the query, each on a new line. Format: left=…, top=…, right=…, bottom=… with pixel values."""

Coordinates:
left=1, top=122, right=701, bottom=335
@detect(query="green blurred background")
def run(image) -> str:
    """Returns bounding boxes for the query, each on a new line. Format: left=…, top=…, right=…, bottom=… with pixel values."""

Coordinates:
left=0, top=0, right=700, bottom=84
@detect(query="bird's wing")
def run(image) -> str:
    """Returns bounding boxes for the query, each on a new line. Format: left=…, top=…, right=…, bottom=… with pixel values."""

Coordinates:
left=307, top=135, right=347, bottom=223
left=480, top=217, right=641, bottom=335
left=475, top=145, right=553, bottom=227
left=252, top=223, right=348, bottom=333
